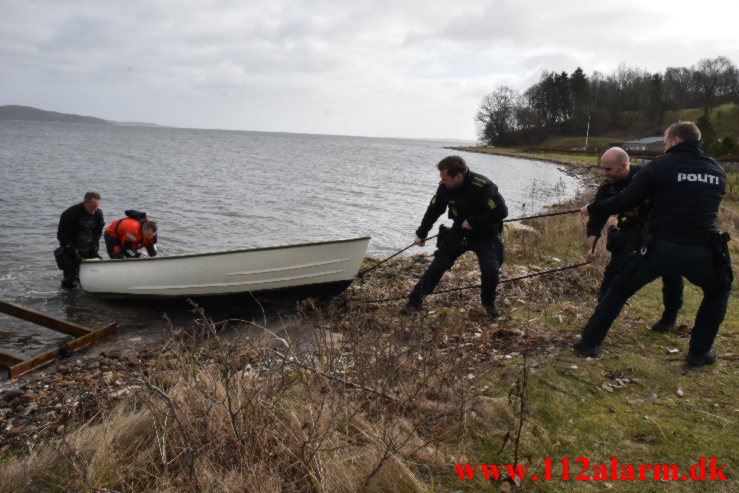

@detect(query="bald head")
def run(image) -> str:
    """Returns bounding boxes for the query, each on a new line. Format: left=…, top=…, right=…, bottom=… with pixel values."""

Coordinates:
left=600, top=147, right=631, bottom=183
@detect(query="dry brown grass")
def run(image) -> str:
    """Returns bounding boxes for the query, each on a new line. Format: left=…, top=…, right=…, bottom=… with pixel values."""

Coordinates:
left=0, top=300, right=516, bottom=492
left=2, top=193, right=736, bottom=492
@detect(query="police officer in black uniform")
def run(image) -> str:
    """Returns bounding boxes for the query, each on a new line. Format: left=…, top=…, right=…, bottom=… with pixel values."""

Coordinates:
left=401, top=155, right=508, bottom=317
left=586, top=147, right=683, bottom=332
left=576, top=122, right=732, bottom=366
left=55, top=192, right=104, bottom=288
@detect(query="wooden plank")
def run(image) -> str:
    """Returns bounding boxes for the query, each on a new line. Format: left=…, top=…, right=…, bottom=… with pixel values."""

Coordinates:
left=5, top=323, right=118, bottom=378
left=65, top=322, right=117, bottom=353
left=7, top=348, right=62, bottom=378
left=0, top=350, right=25, bottom=367
left=0, top=300, right=91, bottom=337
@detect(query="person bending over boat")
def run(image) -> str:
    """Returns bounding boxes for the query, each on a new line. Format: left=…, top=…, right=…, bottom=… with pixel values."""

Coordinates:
left=401, top=155, right=508, bottom=318
left=55, top=192, right=104, bottom=288
left=104, top=210, right=158, bottom=259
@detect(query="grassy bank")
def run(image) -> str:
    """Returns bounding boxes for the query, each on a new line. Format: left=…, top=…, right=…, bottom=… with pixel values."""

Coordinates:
left=1, top=199, right=737, bottom=491
left=666, top=103, right=739, bottom=137
left=448, top=146, right=600, bottom=169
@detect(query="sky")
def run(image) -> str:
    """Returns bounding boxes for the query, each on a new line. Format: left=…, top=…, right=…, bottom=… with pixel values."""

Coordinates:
left=1, top=0, right=738, bottom=140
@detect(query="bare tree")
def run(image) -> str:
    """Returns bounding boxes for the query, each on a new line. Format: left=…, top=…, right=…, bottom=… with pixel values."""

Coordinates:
left=476, top=86, right=520, bottom=145
left=693, top=56, right=738, bottom=118
left=664, top=66, right=694, bottom=109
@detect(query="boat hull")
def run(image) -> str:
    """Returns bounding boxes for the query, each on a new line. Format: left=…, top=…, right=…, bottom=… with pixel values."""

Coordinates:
left=79, top=237, right=370, bottom=298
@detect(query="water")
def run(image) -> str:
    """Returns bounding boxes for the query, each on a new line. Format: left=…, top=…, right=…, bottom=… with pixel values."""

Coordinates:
left=0, top=121, right=580, bottom=356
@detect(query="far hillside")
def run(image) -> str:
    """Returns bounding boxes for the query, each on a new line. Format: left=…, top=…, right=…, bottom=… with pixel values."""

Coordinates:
left=665, top=102, right=739, bottom=136
left=535, top=104, right=739, bottom=157
left=476, top=56, right=739, bottom=156
left=0, top=105, right=109, bottom=124
left=539, top=103, right=738, bottom=148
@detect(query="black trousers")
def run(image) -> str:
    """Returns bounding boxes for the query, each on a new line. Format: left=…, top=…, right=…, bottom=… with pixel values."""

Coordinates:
left=581, top=240, right=731, bottom=354
left=600, top=227, right=684, bottom=322
left=410, top=227, right=504, bottom=307
left=57, top=246, right=100, bottom=286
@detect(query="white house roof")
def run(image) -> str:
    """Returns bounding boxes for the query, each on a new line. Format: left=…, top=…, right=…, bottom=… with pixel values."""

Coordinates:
left=623, top=136, right=663, bottom=145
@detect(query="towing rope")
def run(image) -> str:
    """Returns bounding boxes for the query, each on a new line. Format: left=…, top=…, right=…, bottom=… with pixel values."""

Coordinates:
left=362, top=261, right=591, bottom=304
left=357, top=208, right=581, bottom=280
left=357, top=234, right=438, bottom=281
left=502, top=208, right=581, bottom=223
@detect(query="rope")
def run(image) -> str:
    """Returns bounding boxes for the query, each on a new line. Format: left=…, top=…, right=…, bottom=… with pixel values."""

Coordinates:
left=502, top=208, right=581, bottom=223
left=357, top=234, right=437, bottom=280
left=357, top=208, right=581, bottom=279
left=361, top=261, right=591, bottom=304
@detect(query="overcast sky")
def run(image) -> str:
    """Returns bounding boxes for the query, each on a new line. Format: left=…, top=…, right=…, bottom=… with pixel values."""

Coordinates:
left=2, top=0, right=737, bottom=140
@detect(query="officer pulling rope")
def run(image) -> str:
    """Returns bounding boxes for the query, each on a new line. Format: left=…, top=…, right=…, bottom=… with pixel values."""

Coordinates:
left=357, top=208, right=581, bottom=281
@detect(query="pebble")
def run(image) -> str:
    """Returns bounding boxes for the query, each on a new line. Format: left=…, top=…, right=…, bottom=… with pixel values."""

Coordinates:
left=0, top=342, right=164, bottom=452
left=9, top=424, right=26, bottom=434
left=1, top=390, right=25, bottom=401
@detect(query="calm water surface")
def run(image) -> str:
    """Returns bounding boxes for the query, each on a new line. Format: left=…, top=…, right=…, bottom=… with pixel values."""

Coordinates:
left=0, top=122, right=580, bottom=356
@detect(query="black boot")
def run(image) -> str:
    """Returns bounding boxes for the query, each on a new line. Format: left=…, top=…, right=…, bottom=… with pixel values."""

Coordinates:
left=61, top=278, right=77, bottom=289
left=400, top=299, right=422, bottom=315
left=651, top=315, right=677, bottom=333
left=573, top=338, right=599, bottom=358
left=686, top=349, right=717, bottom=366
left=484, top=304, right=501, bottom=319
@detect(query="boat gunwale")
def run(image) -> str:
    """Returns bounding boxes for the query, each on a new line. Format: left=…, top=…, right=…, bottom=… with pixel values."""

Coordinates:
left=81, top=236, right=371, bottom=264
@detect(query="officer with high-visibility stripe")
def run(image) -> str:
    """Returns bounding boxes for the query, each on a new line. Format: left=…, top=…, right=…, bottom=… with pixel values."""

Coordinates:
left=104, top=210, right=158, bottom=259
left=401, top=155, right=508, bottom=318
left=577, top=121, right=732, bottom=366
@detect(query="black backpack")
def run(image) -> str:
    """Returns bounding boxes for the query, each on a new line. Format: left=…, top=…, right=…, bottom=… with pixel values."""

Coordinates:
left=124, top=210, right=148, bottom=223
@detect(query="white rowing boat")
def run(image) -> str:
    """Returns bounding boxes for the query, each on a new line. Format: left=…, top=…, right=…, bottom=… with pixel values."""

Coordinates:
left=79, top=237, right=370, bottom=298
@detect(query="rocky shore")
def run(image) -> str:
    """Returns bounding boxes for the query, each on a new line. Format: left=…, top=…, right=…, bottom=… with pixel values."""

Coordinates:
left=0, top=339, right=164, bottom=454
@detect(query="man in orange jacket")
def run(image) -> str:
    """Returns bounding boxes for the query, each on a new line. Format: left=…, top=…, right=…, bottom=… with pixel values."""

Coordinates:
left=104, top=211, right=158, bottom=259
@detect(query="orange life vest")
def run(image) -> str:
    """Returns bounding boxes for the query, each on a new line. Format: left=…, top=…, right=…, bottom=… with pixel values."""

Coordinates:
left=104, top=217, right=156, bottom=257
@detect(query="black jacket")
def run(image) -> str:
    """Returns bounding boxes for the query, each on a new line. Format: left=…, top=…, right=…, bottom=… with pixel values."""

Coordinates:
left=588, top=140, right=726, bottom=244
left=57, top=203, right=105, bottom=254
left=416, top=170, right=508, bottom=239
left=586, top=165, right=646, bottom=238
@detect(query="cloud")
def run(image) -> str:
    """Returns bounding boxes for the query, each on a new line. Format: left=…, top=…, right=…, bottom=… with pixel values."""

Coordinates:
left=1, top=0, right=737, bottom=139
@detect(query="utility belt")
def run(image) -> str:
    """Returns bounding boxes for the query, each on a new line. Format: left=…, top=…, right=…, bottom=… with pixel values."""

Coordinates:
left=639, top=230, right=733, bottom=290
left=436, top=223, right=501, bottom=249
left=605, top=226, right=642, bottom=253
left=638, top=230, right=715, bottom=255
left=651, top=230, right=714, bottom=247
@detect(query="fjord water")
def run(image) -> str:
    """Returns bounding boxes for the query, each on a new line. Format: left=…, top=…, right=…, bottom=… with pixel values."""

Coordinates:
left=0, top=121, right=580, bottom=356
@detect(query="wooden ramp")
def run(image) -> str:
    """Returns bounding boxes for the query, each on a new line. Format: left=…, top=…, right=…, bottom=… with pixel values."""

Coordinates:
left=0, top=300, right=117, bottom=378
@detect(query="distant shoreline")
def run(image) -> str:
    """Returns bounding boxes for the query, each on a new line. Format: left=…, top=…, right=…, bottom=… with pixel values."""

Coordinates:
left=0, top=105, right=110, bottom=125
left=0, top=105, right=164, bottom=128
left=446, top=145, right=599, bottom=169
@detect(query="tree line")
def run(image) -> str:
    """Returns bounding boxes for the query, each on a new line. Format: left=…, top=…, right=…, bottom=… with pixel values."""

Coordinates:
left=476, top=56, right=739, bottom=153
